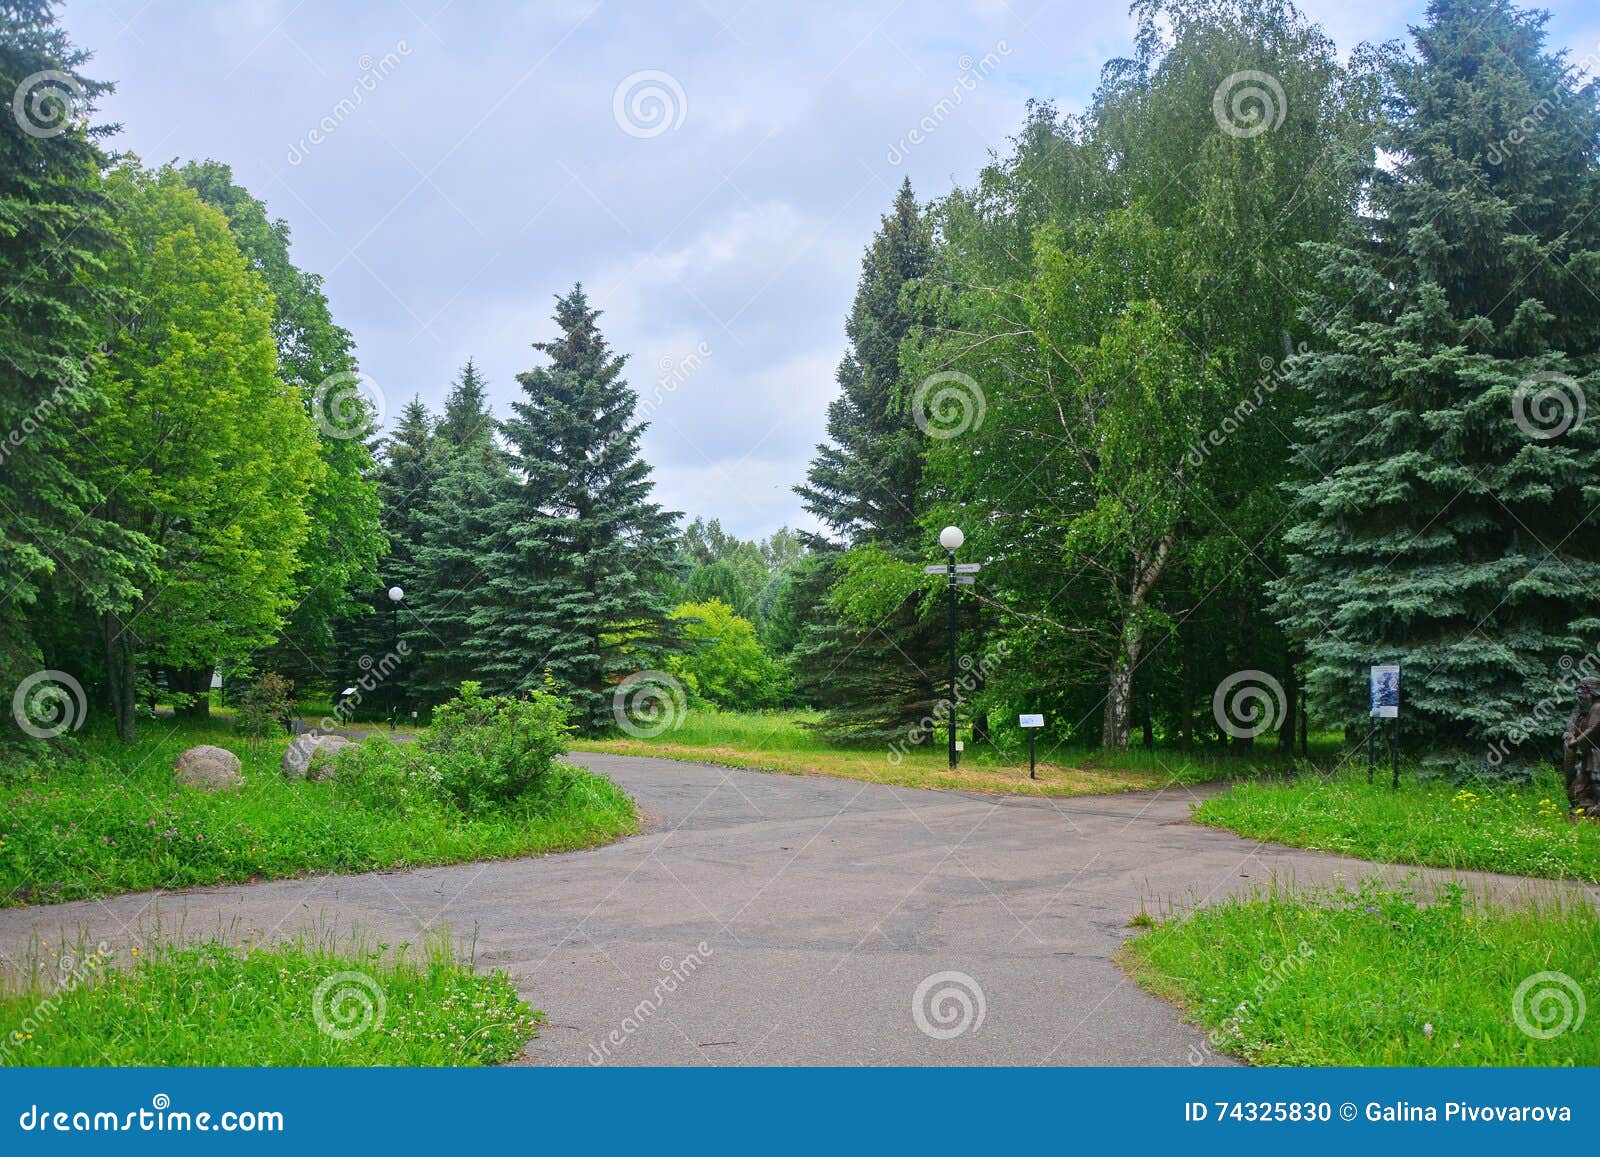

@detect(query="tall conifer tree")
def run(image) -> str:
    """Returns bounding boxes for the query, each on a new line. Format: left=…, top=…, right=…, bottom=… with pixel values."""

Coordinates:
left=791, top=178, right=943, bottom=742
left=472, top=287, right=678, bottom=730
left=1276, top=0, right=1600, bottom=768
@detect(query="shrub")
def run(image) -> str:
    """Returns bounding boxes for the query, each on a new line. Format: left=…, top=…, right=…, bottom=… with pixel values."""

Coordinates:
left=667, top=599, right=790, bottom=709
left=234, top=672, right=297, bottom=737
left=331, top=737, right=442, bottom=815
left=418, top=682, right=573, bottom=812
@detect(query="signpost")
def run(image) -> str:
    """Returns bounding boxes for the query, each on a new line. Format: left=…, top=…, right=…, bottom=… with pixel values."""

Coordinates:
left=1368, top=664, right=1401, bottom=789
left=1019, top=713, right=1044, bottom=779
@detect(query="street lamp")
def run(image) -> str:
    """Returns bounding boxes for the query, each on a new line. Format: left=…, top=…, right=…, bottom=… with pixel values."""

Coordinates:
left=939, top=526, right=963, bottom=769
left=386, top=585, right=403, bottom=729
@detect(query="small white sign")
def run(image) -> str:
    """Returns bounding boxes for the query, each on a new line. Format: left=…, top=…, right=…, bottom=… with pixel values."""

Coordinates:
left=1018, top=713, right=1045, bottom=728
left=954, top=740, right=964, bottom=751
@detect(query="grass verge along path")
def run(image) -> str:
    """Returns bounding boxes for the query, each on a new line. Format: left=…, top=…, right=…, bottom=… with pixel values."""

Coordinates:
left=1122, top=880, right=1600, bottom=1065
left=1196, top=768, right=1600, bottom=881
left=0, top=936, right=539, bottom=1065
left=574, top=709, right=1299, bottom=797
left=0, top=725, right=638, bottom=906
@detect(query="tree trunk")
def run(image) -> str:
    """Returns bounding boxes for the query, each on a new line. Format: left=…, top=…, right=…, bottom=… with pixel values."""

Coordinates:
left=1180, top=624, right=1195, bottom=751
left=1101, top=630, right=1141, bottom=750
left=101, top=613, right=137, bottom=743
left=167, top=666, right=213, bottom=719
left=1276, top=658, right=1299, bottom=759
left=1100, top=536, right=1170, bottom=751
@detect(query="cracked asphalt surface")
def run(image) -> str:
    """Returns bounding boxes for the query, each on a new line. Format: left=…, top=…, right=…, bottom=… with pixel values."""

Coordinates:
left=0, top=753, right=1589, bottom=1065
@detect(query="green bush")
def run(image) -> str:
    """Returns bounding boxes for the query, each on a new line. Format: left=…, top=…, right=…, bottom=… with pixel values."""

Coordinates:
left=234, top=671, right=297, bottom=737
left=418, top=682, right=573, bottom=813
left=332, top=736, right=443, bottom=815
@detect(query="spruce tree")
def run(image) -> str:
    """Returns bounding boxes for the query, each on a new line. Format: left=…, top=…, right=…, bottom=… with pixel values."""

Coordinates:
left=1276, top=0, right=1600, bottom=770
left=0, top=1, right=136, bottom=698
left=410, top=361, right=504, bottom=705
left=472, top=287, right=679, bottom=730
left=335, top=398, right=435, bottom=714
left=791, top=178, right=943, bottom=742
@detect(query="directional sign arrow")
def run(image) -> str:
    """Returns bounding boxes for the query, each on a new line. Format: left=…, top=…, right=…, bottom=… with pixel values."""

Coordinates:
left=953, top=575, right=975, bottom=585
left=954, top=562, right=981, bottom=574
left=923, top=564, right=947, bottom=574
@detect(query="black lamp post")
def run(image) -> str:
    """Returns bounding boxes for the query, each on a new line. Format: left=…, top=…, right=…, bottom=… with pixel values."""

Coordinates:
left=386, top=585, right=403, bottom=729
left=938, top=525, right=964, bottom=770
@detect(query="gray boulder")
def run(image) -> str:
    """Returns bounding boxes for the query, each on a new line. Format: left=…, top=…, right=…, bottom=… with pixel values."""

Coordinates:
left=282, top=732, right=354, bottom=782
left=172, top=744, right=245, bottom=792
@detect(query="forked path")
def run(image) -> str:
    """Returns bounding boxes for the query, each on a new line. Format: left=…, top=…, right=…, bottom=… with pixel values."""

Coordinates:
left=0, top=754, right=1591, bottom=1065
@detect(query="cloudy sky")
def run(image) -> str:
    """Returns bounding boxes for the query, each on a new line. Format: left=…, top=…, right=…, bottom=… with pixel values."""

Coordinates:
left=61, top=0, right=1600, bottom=539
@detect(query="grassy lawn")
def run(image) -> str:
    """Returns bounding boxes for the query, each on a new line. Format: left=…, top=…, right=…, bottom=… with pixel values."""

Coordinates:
left=0, top=722, right=638, bottom=906
left=1122, top=880, right=1600, bottom=1065
left=1195, top=767, right=1600, bottom=882
left=573, top=708, right=1303, bottom=797
left=0, top=936, right=539, bottom=1065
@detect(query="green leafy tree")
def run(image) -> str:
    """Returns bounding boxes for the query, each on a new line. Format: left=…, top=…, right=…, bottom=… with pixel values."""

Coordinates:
left=471, top=286, right=679, bottom=730
left=73, top=166, right=320, bottom=739
left=181, top=159, right=382, bottom=689
left=1275, top=0, right=1600, bottom=770
left=667, top=599, right=789, bottom=708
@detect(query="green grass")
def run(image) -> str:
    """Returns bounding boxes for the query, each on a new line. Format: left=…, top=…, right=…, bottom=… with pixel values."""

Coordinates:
left=0, top=935, right=540, bottom=1065
left=573, top=707, right=1311, bottom=797
left=0, top=721, right=638, bottom=906
left=1122, top=879, right=1600, bottom=1065
left=1195, top=766, right=1600, bottom=881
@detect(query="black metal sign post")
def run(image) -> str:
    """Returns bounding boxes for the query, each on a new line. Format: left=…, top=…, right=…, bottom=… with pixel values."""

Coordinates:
left=1019, top=714, right=1044, bottom=780
left=1368, top=663, right=1402, bottom=789
left=927, top=538, right=979, bottom=772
